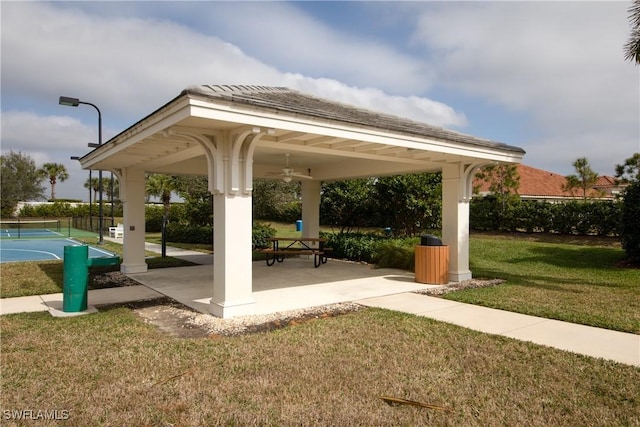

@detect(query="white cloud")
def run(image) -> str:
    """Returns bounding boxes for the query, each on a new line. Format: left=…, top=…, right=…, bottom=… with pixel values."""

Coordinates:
left=155, top=1, right=436, bottom=95
left=411, top=2, right=639, bottom=173
left=283, top=74, right=466, bottom=127
left=1, top=2, right=468, bottom=199
left=1, top=2, right=460, bottom=126
left=1, top=111, right=95, bottom=200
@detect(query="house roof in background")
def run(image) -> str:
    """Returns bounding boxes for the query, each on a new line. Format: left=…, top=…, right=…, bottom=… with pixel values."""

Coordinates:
left=474, top=164, right=618, bottom=199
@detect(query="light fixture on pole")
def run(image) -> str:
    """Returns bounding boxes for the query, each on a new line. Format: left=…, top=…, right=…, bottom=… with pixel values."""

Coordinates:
left=60, top=96, right=104, bottom=245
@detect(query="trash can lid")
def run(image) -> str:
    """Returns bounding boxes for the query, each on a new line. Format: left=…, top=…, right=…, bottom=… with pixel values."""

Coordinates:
left=420, top=234, right=443, bottom=246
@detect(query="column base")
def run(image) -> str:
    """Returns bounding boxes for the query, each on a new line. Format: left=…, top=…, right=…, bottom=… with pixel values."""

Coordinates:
left=449, top=270, right=472, bottom=282
left=209, top=298, right=255, bottom=319
left=121, top=263, right=148, bottom=274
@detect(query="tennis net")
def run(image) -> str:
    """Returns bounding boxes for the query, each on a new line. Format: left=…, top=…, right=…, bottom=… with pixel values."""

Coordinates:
left=0, top=219, right=62, bottom=238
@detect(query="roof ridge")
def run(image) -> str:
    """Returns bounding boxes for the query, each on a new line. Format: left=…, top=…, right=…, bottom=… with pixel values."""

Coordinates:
left=187, top=85, right=290, bottom=95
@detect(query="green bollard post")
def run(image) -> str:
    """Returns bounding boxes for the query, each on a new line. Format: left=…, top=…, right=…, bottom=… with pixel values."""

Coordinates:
left=63, top=245, right=89, bottom=312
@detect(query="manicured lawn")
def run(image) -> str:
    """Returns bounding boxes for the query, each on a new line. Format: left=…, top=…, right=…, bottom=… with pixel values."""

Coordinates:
left=447, top=233, right=640, bottom=334
left=1, top=308, right=638, bottom=426
left=0, top=256, right=194, bottom=298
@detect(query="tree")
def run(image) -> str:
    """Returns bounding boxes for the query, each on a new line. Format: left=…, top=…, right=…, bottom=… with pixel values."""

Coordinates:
left=40, top=163, right=69, bottom=200
left=146, top=174, right=176, bottom=217
left=621, top=181, right=640, bottom=265
left=474, top=164, right=520, bottom=209
left=320, top=178, right=376, bottom=233
left=563, top=157, right=599, bottom=200
left=625, top=0, right=640, bottom=64
left=373, top=173, right=442, bottom=236
left=104, top=175, right=120, bottom=202
left=615, top=153, right=640, bottom=183
left=252, top=179, right=301, bottom=223
left=84, top=176, right=101, bottom=201
left=0, top=151, right=46, bottom=217
left=174, top=175, right=213, bottom=225
left=617, top=153, right=640, bottom=265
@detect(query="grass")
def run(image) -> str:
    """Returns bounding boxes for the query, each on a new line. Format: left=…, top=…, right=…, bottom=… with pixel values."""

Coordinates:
left=0, top=253, right=194, bottom=299
left=445, top=233, right=640, bottom=334
left=1, top=307, right=638, bottom=426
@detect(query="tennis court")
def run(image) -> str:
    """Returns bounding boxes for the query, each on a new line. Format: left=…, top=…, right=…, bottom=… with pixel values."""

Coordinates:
left=0, top=220, right=116, bottom=263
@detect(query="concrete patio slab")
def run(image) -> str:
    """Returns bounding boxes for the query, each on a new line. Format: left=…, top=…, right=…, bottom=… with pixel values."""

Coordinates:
left=127, top=259, right=442, bottom=316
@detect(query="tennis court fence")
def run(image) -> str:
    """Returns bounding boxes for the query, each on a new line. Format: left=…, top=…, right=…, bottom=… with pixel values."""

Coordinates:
left=0, top=217, right=108, bottom=239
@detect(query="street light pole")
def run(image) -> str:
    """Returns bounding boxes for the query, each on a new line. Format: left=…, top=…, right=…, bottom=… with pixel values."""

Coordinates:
left=59, top=96, right=104, bottom=245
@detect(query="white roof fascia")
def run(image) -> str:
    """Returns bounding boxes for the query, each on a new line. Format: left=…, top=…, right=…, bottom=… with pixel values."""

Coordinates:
left=187, top=100, right=524, bottom=164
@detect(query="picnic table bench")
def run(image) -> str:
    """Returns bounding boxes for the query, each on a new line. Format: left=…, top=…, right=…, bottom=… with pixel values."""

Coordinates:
left=261, top=237, right=332, bottom=268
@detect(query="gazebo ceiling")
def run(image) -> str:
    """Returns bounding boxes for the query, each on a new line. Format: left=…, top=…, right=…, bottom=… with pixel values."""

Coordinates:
left=80, top=85, right=525, bottom=181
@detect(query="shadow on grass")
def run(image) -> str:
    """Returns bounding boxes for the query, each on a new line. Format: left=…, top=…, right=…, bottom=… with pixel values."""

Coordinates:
left=471, top=231, right=622, bottom=248
left=469, top=266, right=589, bottom=292
left=509, top=245, right=626, bottom=270
left=36, top=262, right=63, bottom=292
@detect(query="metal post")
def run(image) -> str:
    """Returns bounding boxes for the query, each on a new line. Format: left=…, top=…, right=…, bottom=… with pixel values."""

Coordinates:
left=89, top=170, right=93, bottom=231
left=97, top=106, right=103, bottom=245
left=110, top=172, right=115, bottom=227
left=59, top=96, right=104, bottom=244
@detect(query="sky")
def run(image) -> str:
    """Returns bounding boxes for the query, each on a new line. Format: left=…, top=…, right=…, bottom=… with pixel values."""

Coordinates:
left=1, top=1, right=639, bottom=201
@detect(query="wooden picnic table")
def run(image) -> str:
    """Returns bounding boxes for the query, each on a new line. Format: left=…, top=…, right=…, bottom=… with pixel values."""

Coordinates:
left=261, top=237, right=331, bottom=268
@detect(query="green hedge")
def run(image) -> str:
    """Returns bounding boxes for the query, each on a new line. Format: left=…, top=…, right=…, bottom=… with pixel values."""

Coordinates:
left=163, top=221, right=277, bottom=247
left=470, top=198, right=622, bottom=236
left=165, top=223, right=213, bottom=244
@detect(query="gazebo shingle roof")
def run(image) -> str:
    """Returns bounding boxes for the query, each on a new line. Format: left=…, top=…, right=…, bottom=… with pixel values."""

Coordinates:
left=183, top=85, right=526, bottom=155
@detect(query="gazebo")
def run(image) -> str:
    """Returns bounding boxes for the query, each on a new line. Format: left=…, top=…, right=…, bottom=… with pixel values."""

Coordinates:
left=79, top=85, right=525, bottom=318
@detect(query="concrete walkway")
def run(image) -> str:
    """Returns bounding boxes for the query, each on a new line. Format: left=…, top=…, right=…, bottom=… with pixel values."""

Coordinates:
left=0, top=286, right=163, bottom=316
left=357, top=293, right=640, bottom=367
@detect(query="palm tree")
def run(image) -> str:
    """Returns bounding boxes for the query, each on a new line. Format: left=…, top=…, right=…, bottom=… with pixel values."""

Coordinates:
left=104, top=175, right=120, bottom=202
left=40, top=163, right=69, bottom=200
left=146, top=174, right=177, bottom=257
left=146, top=174, right=176, bottom=221
left=84, top=176, right=101, bottom=201
left=625, top=0, right=640, bottom=64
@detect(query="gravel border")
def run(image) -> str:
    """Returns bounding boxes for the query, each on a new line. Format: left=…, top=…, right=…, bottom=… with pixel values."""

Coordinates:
left=414, top=278, right=506, bottom=296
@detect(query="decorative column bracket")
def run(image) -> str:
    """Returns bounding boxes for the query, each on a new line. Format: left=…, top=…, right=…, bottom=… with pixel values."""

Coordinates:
left=168, top=126, right=266, bottom=196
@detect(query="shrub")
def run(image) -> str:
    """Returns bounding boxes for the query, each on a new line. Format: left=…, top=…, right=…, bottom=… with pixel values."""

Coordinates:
left=373, top=238, right=419, bottom=271
left=621, top=181, right=640, bottom=264
left=145, top=205, right=183, bottom=232
left=252, top=222, right=277, bottom=249
left=165, top=223, right=213, bottom=244
left=322, top=232, right=387, bottom=263
left=471, top=197, right=621, bottom=236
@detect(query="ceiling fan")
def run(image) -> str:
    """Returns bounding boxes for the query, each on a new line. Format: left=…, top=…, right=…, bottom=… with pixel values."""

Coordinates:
left=269, top=153, right=313, bottom=182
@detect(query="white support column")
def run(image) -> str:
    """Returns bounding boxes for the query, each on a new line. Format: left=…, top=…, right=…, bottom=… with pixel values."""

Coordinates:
left=119, top=168, right=147, bottom=273
left=207, top=129, right=261, bottom=318
left=441, top=164, right=472, bottom=282
left=301, top=180, right=321, bottom=240
left=210, top=192, right=254, bottom=318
